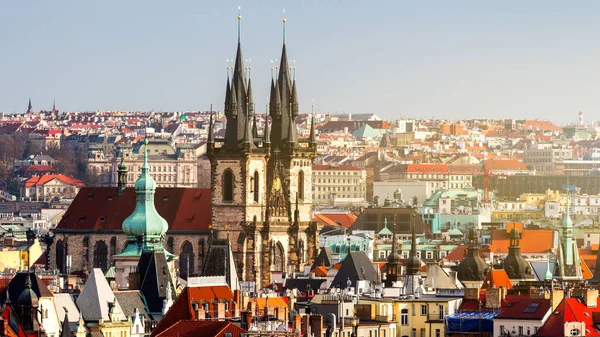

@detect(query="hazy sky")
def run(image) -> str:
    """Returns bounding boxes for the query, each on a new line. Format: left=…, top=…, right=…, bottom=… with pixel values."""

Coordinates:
left=2, top=1, right=600, bottom=125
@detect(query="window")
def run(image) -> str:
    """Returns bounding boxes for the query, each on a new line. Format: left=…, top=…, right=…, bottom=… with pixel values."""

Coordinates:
left=298, top=170, right=305, bottom=199
left=93, top=240, right=108, bottom=272
left=421, top=304, right=427, bottom=316
left=570, top=329, right=580, bottom=336
left=401, top=309, right=408, bottom=325
left=518, top=326, right=523, bottom=336
left=500, top=325, right=504, bottom=335
left=179, top=241, right=195, bottom=278
left=222, top=169, right=234, bottom=202
left=435, top=330, right=440, bottom=337
left=426, top=251, right=433, bottom=260
left=438, top=305, right=444, bottom=319
left=253, top=171, right=259, bottom=203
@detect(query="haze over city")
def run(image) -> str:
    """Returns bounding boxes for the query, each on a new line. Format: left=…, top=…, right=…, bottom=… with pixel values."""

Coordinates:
left=2, top=1, right=600, bottom=124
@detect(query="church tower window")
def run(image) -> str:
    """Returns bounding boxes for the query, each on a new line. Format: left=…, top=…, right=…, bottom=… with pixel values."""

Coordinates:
left=223, top=169, right=234, bottom=202
left=253, top=171, right=259, bottom=202
left=298, top=170, right=305, bottom=200
left=93, top=240, right=108, bottom=272
left=180, top=241, right=195, bottom=278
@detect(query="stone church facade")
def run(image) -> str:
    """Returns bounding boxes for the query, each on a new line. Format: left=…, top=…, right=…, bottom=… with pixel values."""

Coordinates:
left=207, top=17, right=319, bottom=287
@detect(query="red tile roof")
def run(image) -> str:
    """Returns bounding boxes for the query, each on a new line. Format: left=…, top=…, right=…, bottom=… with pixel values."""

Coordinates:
left=484, top=159, right=528, bottom=172
left=313, top=213, right=357, bottom=228
left=536, top=297, right=600, bottom=337
left=153, top=320, right=246, bottom=337
left=55, top=187, right=211, bottom=232
left=154, top=286, right=235, bottom=336
left=495, top=298, right=551, bottom=320
left=406, top=164, right=448, bottom=173
left=24, top=174, right=85, bottom=187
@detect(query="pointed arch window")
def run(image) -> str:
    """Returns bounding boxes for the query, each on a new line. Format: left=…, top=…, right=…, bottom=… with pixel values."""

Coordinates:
left=93, top=240, right=108, bottom=272
left=223, top=169, right=234, bottom=202
left=273, top=242, right=285, bottom=272
left=298, top=170, right=305, bottom=200
left=180, top=241, right=195, bottom=279
left=253, top=171, right=260, bottom=203
left=56, top=239, right=67, bottom=274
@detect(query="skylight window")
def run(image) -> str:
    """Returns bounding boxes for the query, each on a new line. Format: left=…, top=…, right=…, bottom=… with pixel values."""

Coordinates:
left=524, top=302, right=540, bottom=313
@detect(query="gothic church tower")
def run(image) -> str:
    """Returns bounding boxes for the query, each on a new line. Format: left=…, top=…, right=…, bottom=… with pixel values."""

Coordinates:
left=208, top=12, right=318, bottom=287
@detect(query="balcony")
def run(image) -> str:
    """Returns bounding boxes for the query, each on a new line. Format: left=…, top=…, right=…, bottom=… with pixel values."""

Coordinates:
left=375, top=314, right=395, bottom=322
left=425, top=312, right=447, bottom=323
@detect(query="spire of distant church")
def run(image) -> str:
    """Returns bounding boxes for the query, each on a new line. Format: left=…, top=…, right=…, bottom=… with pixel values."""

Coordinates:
left=208, top=100, right=214, bottom=147
left=27, top=97, right=32, bottom=113
left=310, top=107, right=316, bottom=145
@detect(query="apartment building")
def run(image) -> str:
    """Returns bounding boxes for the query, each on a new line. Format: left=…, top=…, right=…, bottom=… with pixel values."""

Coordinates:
left=312, top=165, right=367, bottom=206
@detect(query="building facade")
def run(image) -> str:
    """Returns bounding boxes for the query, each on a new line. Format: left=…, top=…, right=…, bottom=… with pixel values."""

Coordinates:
left=312, top=164, right=367, bottom=206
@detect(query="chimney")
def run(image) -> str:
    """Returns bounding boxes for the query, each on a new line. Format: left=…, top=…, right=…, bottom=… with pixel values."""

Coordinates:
left=217, top=302, right=226, bottom=320
left=301, top=315, right=311, bottom=337
left=242, top=310, right=253, bottom=330
left=234, top=290, right=241, bottom=304
left=585, top=289, right=598, bottom=308
left=310, top=315, right=324, bottom=337
left=248, top=301, right=257, bottom=315
left=233, top=301, right=240, bottom=318
left=294, top=315, right=302, bottom=333
left=464, top=287, right=480, bottom=301
left=127, top=272, right=140, bottom=290
left=551, top=289, right=565, bottom=310
left=486, top=288, right=501, bottom=310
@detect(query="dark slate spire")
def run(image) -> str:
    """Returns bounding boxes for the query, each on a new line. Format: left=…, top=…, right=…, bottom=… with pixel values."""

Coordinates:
left=457, top=228, right=489, bottom=282
left=243, top=98, right=254, bottom=149
left=252, top=113, right=259, bottom=139
left=60, top=312, right=72, bottom=337
left=406, top=211, right=421, bottom=276
left=27, top=97, right=32, bottom=113
left=385, top=217, right=402, bottom=287
left=503, top=226, right=533, bottom=280
left=286, top=103, right=296, bottom=148
left=264, top=115, right=271, bottom=145
left=291, top=79, right=299, bottom=117
left=269, top=79, right=281, bottom=116
left=247, top=78, right=254, bottom=115
left=310, top=109, right=316, bottom=145
left=207, top=102, right=214, bottom=147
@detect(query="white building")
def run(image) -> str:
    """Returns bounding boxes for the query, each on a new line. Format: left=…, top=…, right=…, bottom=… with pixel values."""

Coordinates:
left=312, top=164, right=367, bottom=206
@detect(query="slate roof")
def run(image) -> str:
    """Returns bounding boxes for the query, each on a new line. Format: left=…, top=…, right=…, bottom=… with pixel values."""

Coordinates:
left=311, top=247, right=335, bottom=270
left=138, top=249, right=175, bottom=314
left=54, top=293, right=80, bottom=327
left=76, top=268, right=116, bottom=321
left=1, top=272, right=53, bottom=304
left=114, top=291, right=150, bottom=320
left=55, top=187, right=211, bottom=233
left=330, top=251, right=378, bottom=289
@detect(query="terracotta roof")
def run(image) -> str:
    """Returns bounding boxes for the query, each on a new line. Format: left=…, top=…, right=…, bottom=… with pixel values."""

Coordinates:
left=55, top=187, right=211, bottom=232
left=247, top=297, right=288, bottom=309
left=153, top=286, right=234, bottom=336
left=153, top=320, right=246, bottom=337
left=482, top=269, right=513, bottom=289
left=312, top=266, right=328, bottom=277
left=536, top=297, right=600, bottom=337
left=484, top=159, right=527, bottom=172
left=444, top=246, right=468, bottom=262
left=313, top=213, right=357, bottom=228
left=406, top=164, right=448, bottom=173
left=24, top=174, right=85, bottom=187
left=490, top=229, right=553, bottom=254
left=312, top=164, right=363, bottom=171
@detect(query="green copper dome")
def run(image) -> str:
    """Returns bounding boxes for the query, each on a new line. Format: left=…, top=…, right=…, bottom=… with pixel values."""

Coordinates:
left=118, top=156, right=127, bottom=170
left=121, top=139, right=168, bottom=245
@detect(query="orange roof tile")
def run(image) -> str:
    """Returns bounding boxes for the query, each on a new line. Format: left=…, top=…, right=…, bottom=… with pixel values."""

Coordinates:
left=490, top=229, right=553, bottom=254
left=247, top=297, right=287, bottom=309
left=312, top=266, right=328, bottom=277
left=482, top=269, right=513, bottom=289
left=24, top=174, right=85, bottom=187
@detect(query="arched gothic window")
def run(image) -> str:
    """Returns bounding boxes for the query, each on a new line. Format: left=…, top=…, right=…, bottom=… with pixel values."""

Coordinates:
left=93, top=240, right=108, bottom=272
left=223, top=169, right=234, bottom=202
left=56, top=239, right=67, bottom=274
left=298, top=170, right=305, bottom=200
left=180, top=241, right=195, bottom=279
left=273, top=242, right=284, bottom=272
left=253, top=171, right=259, bottom=203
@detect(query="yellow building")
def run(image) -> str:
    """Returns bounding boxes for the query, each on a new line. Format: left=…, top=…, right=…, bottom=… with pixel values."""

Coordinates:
left=492, top=210, right=545, bottom=221
left=358, top=290, right=463, bottom=337
left=519, top=189, right=561, bottom=208
left=0, top=238, right=43, bottom=271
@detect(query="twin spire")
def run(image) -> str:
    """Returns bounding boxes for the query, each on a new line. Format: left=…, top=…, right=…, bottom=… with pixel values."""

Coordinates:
left=221, top=8, right=300, bottom=151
